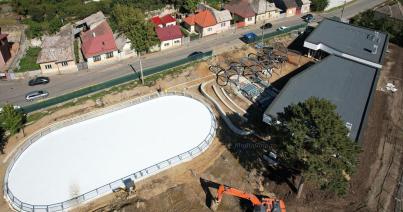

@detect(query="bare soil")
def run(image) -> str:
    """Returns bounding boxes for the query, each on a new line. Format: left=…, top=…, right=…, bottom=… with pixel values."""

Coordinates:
left=1, top=40, right=402, bottom=212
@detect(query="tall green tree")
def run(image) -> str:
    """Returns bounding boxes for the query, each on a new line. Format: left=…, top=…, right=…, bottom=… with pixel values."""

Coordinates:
left=111, top=4, right=158, bottom=53
left=271, top=97, right=360, bottom=196
left=180, top=0, right=199, bottom=13
left=310, top=0, right=329, bottom=12
left=0, top=104, right=24, bottom=136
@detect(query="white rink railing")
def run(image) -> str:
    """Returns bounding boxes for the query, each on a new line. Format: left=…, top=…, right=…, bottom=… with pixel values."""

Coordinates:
left=3, top=91, right=217, bottom=212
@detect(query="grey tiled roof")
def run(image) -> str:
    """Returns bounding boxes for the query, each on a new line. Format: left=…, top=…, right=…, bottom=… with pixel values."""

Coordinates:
left=37, top=24, right=74, bottom=64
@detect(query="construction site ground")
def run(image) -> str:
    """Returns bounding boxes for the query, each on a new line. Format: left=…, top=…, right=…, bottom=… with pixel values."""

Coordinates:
left=0, top=38, right=402, bottom=212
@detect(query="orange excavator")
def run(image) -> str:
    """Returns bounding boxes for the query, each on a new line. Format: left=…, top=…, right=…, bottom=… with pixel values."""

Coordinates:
left=211, top=184, right=286, bottom=212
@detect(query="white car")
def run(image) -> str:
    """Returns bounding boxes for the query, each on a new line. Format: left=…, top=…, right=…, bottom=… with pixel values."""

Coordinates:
left=25, top=90, right=49, bottom=101
left=277, top=26, right=288, bottom=31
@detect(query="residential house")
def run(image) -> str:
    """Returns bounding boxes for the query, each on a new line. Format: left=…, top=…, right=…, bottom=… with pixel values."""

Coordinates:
left=0, top=28, right=11, bottom=71
left=74, top=11, right=106, bottom=35
left=184, top=10, right=217, bottom=37
left=114, top=33, right=137, bottom=59
left=156, top=25, right=183, bottom=51
left=37, top=24, right=77, bottom=74
left=273, top=0, right=298, bottom=17
left=151, top=15, right=177, bottom=28
left=197, top=4, right=233, bottom=34
left=80, top=21, right=118, bottom=68
left=296, top=0, right=311, bottom=14
left=249, top=0, right=281, bottom=23
left=225, top=0, right=256, bottom=27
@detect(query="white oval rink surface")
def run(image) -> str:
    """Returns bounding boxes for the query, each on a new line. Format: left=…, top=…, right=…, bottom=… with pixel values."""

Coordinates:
left=8, top=95, right=214, bottom=205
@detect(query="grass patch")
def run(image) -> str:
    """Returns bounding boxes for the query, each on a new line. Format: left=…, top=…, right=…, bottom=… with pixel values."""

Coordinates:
left=17, top=47, right=41, bottom=72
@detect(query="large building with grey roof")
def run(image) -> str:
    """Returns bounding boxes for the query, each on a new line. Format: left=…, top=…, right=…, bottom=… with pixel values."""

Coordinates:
left=263, top=19, right=389, bottom=142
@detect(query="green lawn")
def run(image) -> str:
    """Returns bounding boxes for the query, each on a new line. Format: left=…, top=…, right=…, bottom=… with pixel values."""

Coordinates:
left=17, top=47, right=41, bottom=72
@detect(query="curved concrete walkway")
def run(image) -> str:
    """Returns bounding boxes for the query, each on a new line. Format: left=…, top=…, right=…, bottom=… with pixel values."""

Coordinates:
left=200, top=81, right=253, bottom=136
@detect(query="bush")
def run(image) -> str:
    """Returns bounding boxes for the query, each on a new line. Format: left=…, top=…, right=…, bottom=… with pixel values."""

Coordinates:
left=311, top=0, right=329, bottom=12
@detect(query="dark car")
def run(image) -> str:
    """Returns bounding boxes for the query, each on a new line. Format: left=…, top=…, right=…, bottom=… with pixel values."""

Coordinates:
left=260, top=23, right=273, bottom=29
left=241, top=32, right=257, bottom=44
left=28, top=76, right=50, bottom=86
left=188, top=51, right=203, bottom=58
left=302, top=14, right=314, bottom=22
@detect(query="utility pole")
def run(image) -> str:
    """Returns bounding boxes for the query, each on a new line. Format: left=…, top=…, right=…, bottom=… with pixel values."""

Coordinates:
left=138, top=52, right=144, bottom=85
left=261, top=0, right=267, bottom=46
left=340, top=0, right=347, bottom=20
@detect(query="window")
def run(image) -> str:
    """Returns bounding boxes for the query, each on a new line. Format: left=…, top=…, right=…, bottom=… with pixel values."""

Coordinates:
left=164, top=43, right=170, bottom=47
left=45, top=64, right=52, bottom=69
left=106, top=52, right=114, bottom=58
left=174, top=40, right=180, bottom=44
left=207, top=27, right=212, bottom=32
left=221, top=22, right=226, bottom=27
left=93, top=55, right=101, bottom=62
left=247, top=17, right=252, bottom=21
left=61, top=61, right=68, bottom=66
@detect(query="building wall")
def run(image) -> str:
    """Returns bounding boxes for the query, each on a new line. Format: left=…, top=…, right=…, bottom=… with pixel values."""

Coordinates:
left=214, top=21, right=231, bottom=34
left=286, top=8, right=297, bottom=17
left=183, top=23, right=195, bottom=33
left=160, top=38, right=182, bottom=51
left=244, top=16, right=256, bottom=26
left=165, top=22, right=176, bottom=27
left=300, top=4, right=310, bottom=13
left=39, top=60, right=77, bottom=74
left=118, top=42, right=137, bottom=59
left=87, top=50, right=119, bottom=68
left=256, top=11, right=281, bottom=23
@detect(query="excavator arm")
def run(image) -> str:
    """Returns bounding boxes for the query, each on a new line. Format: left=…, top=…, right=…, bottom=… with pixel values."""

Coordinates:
left=215, top=184, right=263, bottom=206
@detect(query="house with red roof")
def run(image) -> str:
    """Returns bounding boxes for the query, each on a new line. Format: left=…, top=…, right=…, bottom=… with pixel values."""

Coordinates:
left=183, top=10, right=221, bottom=37
left=80, top=20, right=119, bottom=67
left=150, top=15, right=177, bottom=28
left=273, top=0, right=298, bottom=17
left=225, top=0, right=256, bottom=27
left=0, top=28, right=11, bottom=71
left=155, top=25, right=183, bottom=51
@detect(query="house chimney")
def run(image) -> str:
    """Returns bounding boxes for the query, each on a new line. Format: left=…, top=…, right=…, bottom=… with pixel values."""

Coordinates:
left=92, top=32, right=96, bottom=37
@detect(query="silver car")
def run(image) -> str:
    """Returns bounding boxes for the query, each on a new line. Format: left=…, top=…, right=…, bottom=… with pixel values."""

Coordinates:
left=25, top=90, right=49, bottom=101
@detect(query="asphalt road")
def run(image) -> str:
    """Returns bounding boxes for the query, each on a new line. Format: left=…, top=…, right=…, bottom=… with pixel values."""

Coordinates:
left=0, top=0, right=386, bottom=107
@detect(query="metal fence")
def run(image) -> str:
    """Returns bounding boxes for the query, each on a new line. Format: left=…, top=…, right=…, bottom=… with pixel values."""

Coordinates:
left=21, top=51, right=213, bottom=114
left=255, top=23, right=308, bottom=41
left=4, top=91, right=217, bottom=212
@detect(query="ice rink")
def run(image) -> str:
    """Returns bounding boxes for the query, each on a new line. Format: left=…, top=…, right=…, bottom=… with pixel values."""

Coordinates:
left=7, top=95, right=215, bottom=205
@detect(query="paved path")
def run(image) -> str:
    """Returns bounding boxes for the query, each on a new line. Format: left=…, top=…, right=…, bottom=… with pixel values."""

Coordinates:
left=0, top=0, right=386, bottom=107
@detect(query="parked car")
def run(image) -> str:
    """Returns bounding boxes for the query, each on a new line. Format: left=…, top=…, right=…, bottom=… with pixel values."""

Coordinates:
left=302, top=14, right=314, bottom=22
left=28, top=76, right=50, bottom=86
left=25, top=90, right=49, bottom=101
left=241, top=32, right=257, bottom=44
left=260, top=23, right=273, bottom=29
left=188, top=51, right=203, bottom=58
left=277, top=26, right=288, bottom=31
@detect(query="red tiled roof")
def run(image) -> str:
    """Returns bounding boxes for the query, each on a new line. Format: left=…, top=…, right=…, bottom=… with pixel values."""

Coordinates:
left=80, top=21, right=117, bottom=58
left=224, top=0, right=256, bottom=18
left=192, top=10, right=217, bottom=28
left=155, top=25, right=183, bottom=42
left=151, top=16, right=163, bottom=26
left=184, top=15, right=195, bottom=25
left=151, top=15, right=176, bottom=26
left=160, top=15, right=176, bottom=24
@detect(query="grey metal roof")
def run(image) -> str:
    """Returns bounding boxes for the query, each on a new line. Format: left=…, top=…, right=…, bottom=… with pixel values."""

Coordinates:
left=264, top=55, right=378, bottom=141
left=304, top=19, right=388, bottom=65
